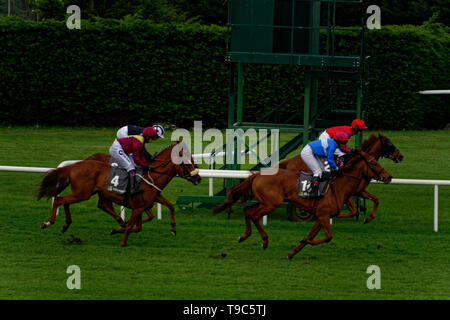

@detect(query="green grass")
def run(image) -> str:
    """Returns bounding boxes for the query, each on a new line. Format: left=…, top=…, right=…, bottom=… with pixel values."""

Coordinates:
left=0, top=126, right=449, bottom=300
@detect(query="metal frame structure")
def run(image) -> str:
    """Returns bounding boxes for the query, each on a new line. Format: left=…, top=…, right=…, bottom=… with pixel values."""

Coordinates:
left=177, top=0, right=370, bottom=216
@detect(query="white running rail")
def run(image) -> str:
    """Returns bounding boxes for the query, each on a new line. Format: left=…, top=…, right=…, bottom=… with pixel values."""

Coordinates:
left=1, top=165, right=448, bottom=231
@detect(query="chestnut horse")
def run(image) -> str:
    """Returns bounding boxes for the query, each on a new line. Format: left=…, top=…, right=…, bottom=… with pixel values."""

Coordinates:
left=279, top=132, right=403, bottom=223
left=213, top=151, right=392, bottom=259
left=37, top=141, right=201, bottom=247
left=84, top=152, right=183, bottom=234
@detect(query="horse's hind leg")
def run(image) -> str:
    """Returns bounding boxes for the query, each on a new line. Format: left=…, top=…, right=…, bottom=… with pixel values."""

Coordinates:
left=61, top=204, right=72, bottom=233
left=41, top=193, right=90, bottom=230
left=250, top=205, right=275, bottom=250
left=238, top=204, right=258, bottom=243
left=41, top=196, right=62, bottom=229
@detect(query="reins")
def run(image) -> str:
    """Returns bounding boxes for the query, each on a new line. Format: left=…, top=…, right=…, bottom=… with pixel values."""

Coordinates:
left=140, top=153, right=199, bottom=192
left=340, top=153, right=385, bottom=182
left=136, top=172, right=163, bottom=192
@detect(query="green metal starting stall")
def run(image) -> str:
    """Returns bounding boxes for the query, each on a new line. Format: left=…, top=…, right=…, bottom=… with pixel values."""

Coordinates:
left=176, top=0, right=370, bottom=221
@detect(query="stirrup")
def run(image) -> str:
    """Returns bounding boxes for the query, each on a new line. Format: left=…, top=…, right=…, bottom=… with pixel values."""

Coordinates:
left=128, top=171, right=143, bottom=195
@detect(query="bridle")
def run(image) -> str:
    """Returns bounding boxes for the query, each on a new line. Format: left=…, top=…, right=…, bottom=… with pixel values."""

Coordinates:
left=341, top=152, right=387, bottom=182
left=142, top=156, right=200, bottom=188
left=379, top=136, right=395, bottom=159
left=361, top=154, right=388, bottom=182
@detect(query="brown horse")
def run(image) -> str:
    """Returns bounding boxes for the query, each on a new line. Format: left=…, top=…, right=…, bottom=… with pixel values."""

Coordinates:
left=213, top=151, right=392, bottom=259
left=279, top=132, right=403, bottom=223
left=84, top=152, right=182, bottom=234
left=37, top=141, right=201, bottom=247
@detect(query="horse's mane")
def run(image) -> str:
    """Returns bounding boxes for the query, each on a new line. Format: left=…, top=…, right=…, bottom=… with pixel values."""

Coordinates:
left=359, top=134, right=378, bottom=152
left=151, top=141, right=188, bottom=161
left=151, top=142, right=177, bottom=160
left=341, top=149, right=370, bottom=173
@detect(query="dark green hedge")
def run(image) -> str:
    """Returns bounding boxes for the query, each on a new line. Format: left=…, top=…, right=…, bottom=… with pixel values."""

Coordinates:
left=0, top=17, right=448, bottom=129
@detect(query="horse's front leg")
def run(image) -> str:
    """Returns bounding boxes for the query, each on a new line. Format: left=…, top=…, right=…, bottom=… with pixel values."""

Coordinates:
left=120, top=208, right=144, bottom=247
left=142, top=208, right=154, bottom=223
left=361, top=190, right=379, bottom=224
left=155, top=194, right=177, bottom=236
left=287, top=219, right=322, bottom=260
left=336, top=196, right=359, bottom=219
left=287, top=214, right=333, bottom=260
left=305, top=215, right=333, bottom=245
left=97, top=195, right=126, bottom=229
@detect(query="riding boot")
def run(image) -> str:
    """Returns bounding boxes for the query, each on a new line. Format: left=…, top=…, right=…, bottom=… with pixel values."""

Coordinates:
left=128, top=170, right=143, bottom=195
left=310, top=176, right=320, bottom=196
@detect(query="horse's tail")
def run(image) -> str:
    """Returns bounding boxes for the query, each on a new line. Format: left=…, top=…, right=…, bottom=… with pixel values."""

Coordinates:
left=36, top=166, right=71, bottom=201
left=212, top=173, right=259, bottom=215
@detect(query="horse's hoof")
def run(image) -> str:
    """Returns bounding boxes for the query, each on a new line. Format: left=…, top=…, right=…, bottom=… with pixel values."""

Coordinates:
left=171, top=230, right=176, bottom=236
left=300, top=238, right=308, bottom=244
left=363, top=218, right=369, bottom=224
left=120, top=243, right=128, bottom=247
left=40, top=222, right=47, bottom=229
left=238, top=236, right=245, bottom=243
left=262, top=243, right=268, bottom=250
left=110, top=229, right=117, bottom=235
left=287, top=254, right=293, bottom=260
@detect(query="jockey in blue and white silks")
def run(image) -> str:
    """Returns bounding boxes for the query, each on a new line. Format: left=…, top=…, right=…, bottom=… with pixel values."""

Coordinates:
left=300, top=131, right=351, bottom=192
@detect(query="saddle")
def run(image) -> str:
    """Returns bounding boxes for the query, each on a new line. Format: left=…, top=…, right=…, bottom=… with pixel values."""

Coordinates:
left=106, top=156, right=143, bottom=196
left=297, top=171, right=331, bottom=199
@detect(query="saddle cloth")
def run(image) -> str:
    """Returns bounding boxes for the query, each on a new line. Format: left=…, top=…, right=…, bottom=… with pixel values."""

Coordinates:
left=107, top=156, right=143, bottom=195
left=297, top=171, right=331, bottom=199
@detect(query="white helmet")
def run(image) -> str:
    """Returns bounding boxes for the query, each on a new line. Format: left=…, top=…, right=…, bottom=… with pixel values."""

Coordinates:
left=152, top=124, right=165, bottom=139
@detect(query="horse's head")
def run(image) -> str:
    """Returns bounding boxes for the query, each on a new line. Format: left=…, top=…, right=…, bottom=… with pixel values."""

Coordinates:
left=358, top=151, right=392, bottom=184
left=148, top=139, right=201, bottom=185
left=169, top=139, right=202, bottom=185
left=378, top=132, right=403, bottom=163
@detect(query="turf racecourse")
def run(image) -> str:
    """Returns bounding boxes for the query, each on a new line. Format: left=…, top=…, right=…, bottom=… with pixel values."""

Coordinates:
left=0, top=127, right=449, bottom=300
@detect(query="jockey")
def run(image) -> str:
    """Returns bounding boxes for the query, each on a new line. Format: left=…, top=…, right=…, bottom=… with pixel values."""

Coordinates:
left=117, top=124, right=165, bottom=139
left=116, top=124, right=165, bottom=161
left=300, top=131, right=351, bottom=194
left=318, top=118, right=368, bottom=157
left=109, top=126, right=159, bottom=195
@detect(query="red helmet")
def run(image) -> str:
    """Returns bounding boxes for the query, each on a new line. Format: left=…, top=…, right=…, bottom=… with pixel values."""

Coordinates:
left=351, top=119, right=368, bottom=130
left=142, top=127, right=158, bottom=139
left=333, top=131, right=351, bottom=142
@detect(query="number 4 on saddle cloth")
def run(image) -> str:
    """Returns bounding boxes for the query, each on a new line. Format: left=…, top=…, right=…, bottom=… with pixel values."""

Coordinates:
left=298, top=172, right=332, bottom=199
left=106, top=157, right=144, bottom=195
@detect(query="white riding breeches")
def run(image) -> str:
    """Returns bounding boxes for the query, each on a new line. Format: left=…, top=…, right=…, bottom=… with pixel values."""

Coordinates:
left=109, top=139, right=135, bottom=172
left=300, top=144, right=326, bottom=178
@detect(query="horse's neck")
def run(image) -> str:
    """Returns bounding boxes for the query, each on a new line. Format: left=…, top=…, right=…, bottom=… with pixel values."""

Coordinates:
left=149, top=165, right=177, bottom=189
left=364, top=140, right=382, bottom=160
left=333, top=162, right=367, bottom=202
